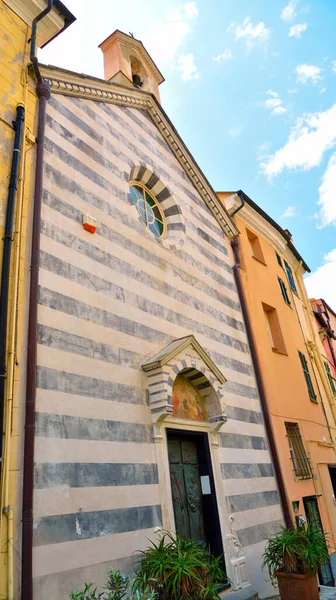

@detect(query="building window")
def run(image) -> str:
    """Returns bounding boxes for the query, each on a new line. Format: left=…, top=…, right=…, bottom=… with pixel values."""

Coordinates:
left=246, top=228, right=266, bottom=264
left=278, top=277, right=291, bottom=306
left=284, top=260, right=298, bottom=294
left=262, top=302, right=287, bottom=354
left=276, top=252, right=283, bottom=268
left=130, top=184, right=165, bottom=238
left=324, top=362, right=336, bottom=395
left=285, top=422, right=313, bottom=480
left=298, top=351, right=317, bottom=402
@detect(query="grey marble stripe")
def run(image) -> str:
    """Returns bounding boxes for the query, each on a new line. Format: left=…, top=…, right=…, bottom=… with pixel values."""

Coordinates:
left=221, top=463, right=274, bottom=479
left=237, top=520, right=283, bottom=548
left=38, top=285, right=252, bottom=377
left=34, top=462, right=159, bottom=488
left=42, top=188, right=236, bottom=295
left=35, top=412, right=151, bottom=443
left=33, top=504, right=162, bottom=547
left=44, top=163, right=230, bottom=269
left=224, top=380, right=258, bottom=399
left=226, top=406, right=263, bottom=424
left=227, top=490, right=280, bottom=513
left=36, top=366, right=144, bottom=405
left=220, top=433, right=267, bottom=450
left=38, top=323, right=142, bottom=369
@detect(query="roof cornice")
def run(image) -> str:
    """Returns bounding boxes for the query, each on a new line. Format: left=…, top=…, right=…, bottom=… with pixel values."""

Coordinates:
left=39, top=64, right=238, bottom=238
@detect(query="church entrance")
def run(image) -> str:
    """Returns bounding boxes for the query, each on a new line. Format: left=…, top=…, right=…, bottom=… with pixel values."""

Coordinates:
left=167, top=430, right=226, bottom=573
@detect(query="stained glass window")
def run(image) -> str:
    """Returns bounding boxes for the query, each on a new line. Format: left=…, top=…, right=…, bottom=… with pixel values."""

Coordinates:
left=130, top=184, right=165, bottom=238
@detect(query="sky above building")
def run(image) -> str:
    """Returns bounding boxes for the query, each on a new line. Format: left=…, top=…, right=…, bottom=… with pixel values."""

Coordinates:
left=40, top=0, right=336, bottom=307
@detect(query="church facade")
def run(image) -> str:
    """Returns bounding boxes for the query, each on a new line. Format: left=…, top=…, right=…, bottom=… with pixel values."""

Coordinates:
left=27, top=32, right=284, bottom=600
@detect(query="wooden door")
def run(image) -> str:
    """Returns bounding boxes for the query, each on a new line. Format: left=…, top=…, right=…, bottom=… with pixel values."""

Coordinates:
left=168, top=437, right=206, bottom=544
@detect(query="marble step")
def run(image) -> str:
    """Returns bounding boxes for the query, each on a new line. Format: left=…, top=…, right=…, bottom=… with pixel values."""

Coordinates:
left=220, top=587, right=258, bottom=600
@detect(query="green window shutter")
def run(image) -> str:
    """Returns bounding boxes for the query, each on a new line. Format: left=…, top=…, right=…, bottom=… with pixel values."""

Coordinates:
left=278, top=278, right=291, bottom=305
left=284, top=260, right=298, bottom=294
left=276, top=253, right=283, bottom=268
left=324, top=361, right=336, bottom=395
left=299, top=351, right=317, bottom=401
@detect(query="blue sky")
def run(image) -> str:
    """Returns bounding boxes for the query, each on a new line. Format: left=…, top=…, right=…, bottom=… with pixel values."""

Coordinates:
left=40, top=0, right=336, bottom=307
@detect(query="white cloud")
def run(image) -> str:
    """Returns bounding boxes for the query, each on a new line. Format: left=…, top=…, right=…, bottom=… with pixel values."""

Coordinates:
left=305, top=249, right=336, bottom=308
left=288, top=23, right=307, bottom=38
left=332, top=60, right=336, bottom=73
left=184, top=2, right=199, bottom=19
left=288, top=88, right=297, bottom=94
left=296, top=64, right=323, bottom=84
left=177, top=53, right=199, bottom=80
left=213, top=50, right=233, bottom=62
left=317, top=152, right=336, bottom=227
left=280, top=206, right=297, bottom=218
left=261, top=103, right=336, bottom=178
left=146, top=2, right=200, bottom=68
left=281, top=1, right=296, bottom=21
left=319, top=87, right=327, bottom=94
left=263, top=90, right=287, bottom=116
left=39, top=0, right=200, bottom=79
left=228, top=125, right=243, bottom=138
left=232, top=17, right=270, bottom=51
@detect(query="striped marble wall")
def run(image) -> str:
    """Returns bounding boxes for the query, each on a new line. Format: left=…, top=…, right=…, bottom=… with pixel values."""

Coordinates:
left=32, top=93, right=283, bottom=599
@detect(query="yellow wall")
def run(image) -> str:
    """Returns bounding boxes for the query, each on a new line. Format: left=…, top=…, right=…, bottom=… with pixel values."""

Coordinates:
left=0, top=3, right=37, bottom=598
left=218, top=194, right=336, bottom=553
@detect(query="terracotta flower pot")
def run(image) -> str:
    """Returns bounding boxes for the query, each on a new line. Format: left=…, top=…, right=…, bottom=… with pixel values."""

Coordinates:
left=275, top=570, right=319, bottom=600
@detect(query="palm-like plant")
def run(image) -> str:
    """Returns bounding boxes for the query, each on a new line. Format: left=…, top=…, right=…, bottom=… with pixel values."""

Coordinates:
left=132, top=532, right=226, bottom=600
left=262, top=525, right=329, bottom=586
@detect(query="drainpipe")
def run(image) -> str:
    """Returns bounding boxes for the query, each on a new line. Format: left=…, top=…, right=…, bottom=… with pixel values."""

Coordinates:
left=231, top=238, right=293, bottom=528
left=21, top=79, right=50, bottom=600
left=0, top=104, right=25, bottom=474
left=21, top=5, right=53, bottom=599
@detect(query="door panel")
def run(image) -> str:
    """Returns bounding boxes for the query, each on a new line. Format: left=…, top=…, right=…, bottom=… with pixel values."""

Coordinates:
left=303, top=496, right=334, bottom=587
left=168, top=437, right=206, bottom=544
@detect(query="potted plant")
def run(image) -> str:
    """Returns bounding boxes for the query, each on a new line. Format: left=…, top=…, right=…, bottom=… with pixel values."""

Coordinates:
left=132, top=531, right=227, bottom=600
left=262, top=525, right=330, bottom=600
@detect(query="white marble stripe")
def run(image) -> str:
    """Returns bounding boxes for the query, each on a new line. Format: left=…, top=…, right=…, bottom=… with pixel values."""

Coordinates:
left=37, top=345, right=142, bottom=389
left=222, top=419, right=266, bottom=437
left=34, top=438, right=157, bottom=464
left=34, top=484, right=160, bottom=518
left=222, top=476, right=278, bottom=496
left=33, top=527, right=157, bottom=578
left=219, top=448, right=272, bottom=464
left=234, top=504, right=283, bottom=532
left=38, top=304, right=157, bottom=358
left=38, top=266, right=255, bottom=388
left=35, top=388, right=150, bottom=424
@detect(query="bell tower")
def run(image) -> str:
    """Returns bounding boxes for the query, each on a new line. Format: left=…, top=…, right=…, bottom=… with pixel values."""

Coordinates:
left=99, top=30, right=164, bottom=102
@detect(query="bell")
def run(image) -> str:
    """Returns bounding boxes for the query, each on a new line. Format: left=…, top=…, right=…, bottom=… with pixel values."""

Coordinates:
left=132, top=73, right=143, bottom=87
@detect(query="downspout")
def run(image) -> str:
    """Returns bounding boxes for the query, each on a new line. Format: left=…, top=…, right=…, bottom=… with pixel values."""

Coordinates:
left=21, top=5, right=53, bottom=599
left=0, top=104, right=25, bottom=472
left=231, top=238, right=292, bottom=528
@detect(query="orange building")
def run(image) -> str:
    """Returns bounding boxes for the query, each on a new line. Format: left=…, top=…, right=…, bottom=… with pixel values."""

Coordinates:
left=218, top=190, right=336, bottom=585
left=311, top=298, right=336, bottom=381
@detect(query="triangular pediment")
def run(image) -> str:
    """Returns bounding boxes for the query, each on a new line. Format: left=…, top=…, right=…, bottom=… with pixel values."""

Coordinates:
left=142, top=335, right=226, bottom=385
left=38, top=63, right=238, bottom=238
